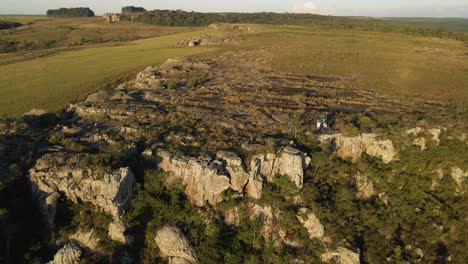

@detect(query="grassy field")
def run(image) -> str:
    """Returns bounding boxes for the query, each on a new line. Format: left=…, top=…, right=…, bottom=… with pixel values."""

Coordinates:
left=0, top=16, right=197, bottom=45
left=245, top=25, right=468, bottom=103
left=382, top=17, right=468, bottom=33
left=0, top=16, right=199, bottom=65
left=1, top=18, right=467, bottom=117
left=0, top=30, right=215, bottom=117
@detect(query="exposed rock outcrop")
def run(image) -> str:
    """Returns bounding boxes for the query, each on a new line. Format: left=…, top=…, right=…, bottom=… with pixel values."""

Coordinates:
left=158, top=150, right=231, bottom=207
left=108, top=220, right=132, bottom=244
left=216, top=151, right=249, bottom=192
left=413, top=137, right=427, bottom=151
left=176, top=35, right=238, bottom=47
left=48, top=242, right=82, bottom=264
left=320, top=134, right=396, bottom=164
left=406, top=127, right=443, bottom=146
left=223, top=206, right=241, bottom=227
left=206, top=23, right=257, bottom=32
left=297, top=208, right=324, bottom=240
left=250, top=146, right=311, bottom=189
left=321, top=247, right=360, bottom=264
left=451, top=167, right=467, bottom=193
left=70, top=229, right=100, bottom=251
left=249, top=203, right=275, bottom=238
left=352, top=173, right=376, bottom=199
left=103, top=13, right=120, bottom=23
left=155, top=226, right=196, bottom=264
left=29, top=153, right=136, bottom=228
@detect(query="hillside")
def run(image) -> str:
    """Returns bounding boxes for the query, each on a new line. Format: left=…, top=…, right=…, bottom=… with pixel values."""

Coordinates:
left=0, top=11, right=467, bottom=264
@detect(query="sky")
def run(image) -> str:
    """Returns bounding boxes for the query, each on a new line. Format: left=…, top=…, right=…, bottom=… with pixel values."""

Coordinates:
left=1, top=0, right=468, bottom=18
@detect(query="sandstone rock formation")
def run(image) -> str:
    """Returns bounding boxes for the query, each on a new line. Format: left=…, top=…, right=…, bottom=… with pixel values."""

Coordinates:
left=70, top=229, right=100, bottom=251
left=320, top=134, right=396, bottom=164
left=176, top=35, right=238, bottom=47
left=297, top=208, right=324, bottom=239
left=413, top=137, right=427, bottom=151
left=352, top=173, right=376, bottom=199
left=223, top=206, right=241, bottom=227
left=206, top=23, right=257, bottom=32
left=406, top=127, right=443, bottom=147
left=158, top=150, right=231, bottom=206
left=216, top=151, right=249, bottom=192
left=245, top=173, right=263, bottom=199
left=321, top=247, right=360, bottom=264
left=29, top=153, right=136, bottom=228
left=249, top=203, right=275, bottom=238
left=155, top=226, right=196, bottom=264
left=108, top=219, right=132, bottom=244
left=250, top=146, right=311, bottom=189
left=451, top=167, right=467, bottom=193
left=103, top=13, right=120, bottom=23
left=48, top=242, right=82, bottom=264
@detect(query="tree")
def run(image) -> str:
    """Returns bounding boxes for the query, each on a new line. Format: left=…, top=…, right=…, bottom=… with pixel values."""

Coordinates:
left=46, top=8, right=95, bottom=17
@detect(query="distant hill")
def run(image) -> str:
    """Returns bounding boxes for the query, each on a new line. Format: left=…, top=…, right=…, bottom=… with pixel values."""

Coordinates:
left=382, top=17, right=468, bottom=32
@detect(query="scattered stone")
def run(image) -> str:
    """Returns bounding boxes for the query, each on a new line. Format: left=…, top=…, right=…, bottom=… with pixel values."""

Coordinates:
left=155, top=226, right=196, bottom=264
left=297, top=208, right=324, bottom=239
left=48, top=242, right=82, bottom=264
left=85, top=90, right=113, bottom=103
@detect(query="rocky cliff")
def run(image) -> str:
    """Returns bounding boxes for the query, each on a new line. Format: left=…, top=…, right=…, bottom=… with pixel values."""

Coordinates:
left=29, top=152, right=136, bottom=228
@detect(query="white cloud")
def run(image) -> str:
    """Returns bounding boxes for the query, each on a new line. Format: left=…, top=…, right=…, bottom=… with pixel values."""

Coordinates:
left=292, top=1, right=317, bottom=13
left=291, top=1, right=336, bottom=15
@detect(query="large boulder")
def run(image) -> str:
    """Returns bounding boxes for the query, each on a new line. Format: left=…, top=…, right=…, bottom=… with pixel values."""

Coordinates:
left=319, top=134, right=396, bottom=164
left=158, top=150, right=231, bottom=207
left=297, top=208, right=324, bottom=240
left=48, top=242, right=82, bottom=264
left=155, top=226, right=196, bottom=264
left=29, top=153, right=136, bottom=228
left=250, top=146, right=311, bottom=189
left=321, top=247, right=360, bottom=264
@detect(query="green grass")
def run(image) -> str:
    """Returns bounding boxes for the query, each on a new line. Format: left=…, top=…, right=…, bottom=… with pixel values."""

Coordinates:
left=0, top=29, right=216, bottom=117
left=248, top=25, right=468, bottom=102
left=382, top=17, right=468, bottom=33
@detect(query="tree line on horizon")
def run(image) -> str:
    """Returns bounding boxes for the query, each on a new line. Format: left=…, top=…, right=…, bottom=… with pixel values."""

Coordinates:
left=46, top=7, right=95, bottom=17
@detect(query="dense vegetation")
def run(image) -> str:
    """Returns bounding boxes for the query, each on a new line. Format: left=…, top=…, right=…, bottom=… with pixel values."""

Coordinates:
left=122, top=6, right=147, bottom=14
left=121, top=9, right=467, bottom=42
left=0, top=21, right=22, bottom=30
left=46, top=8, right=95, bottom=17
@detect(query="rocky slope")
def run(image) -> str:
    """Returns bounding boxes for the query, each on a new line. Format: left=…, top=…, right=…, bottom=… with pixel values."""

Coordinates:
left=0, top=33, right=466, bottom=263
